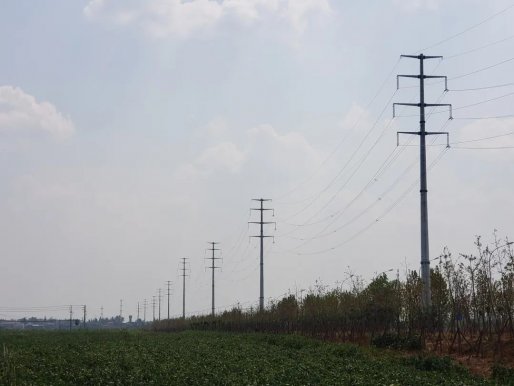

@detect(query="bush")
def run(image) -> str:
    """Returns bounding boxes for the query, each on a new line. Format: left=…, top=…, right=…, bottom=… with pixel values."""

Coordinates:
left=371, top=333, right=422, bottom=350
left=492, top=364, right=514, bottom=384
left=405, top=355, right=453, bottom=372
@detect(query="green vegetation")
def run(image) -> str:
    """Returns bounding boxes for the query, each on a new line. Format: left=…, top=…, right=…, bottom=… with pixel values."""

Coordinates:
left=0, top=330, right=494, bottom=385
left=155, top=234, right=514, bottom=364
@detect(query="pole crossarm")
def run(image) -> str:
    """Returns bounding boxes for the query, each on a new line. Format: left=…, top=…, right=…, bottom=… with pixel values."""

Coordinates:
left=393, top=103, right=418, bottom=117
left=394, top=103, right=453, bottom=119
left=425, top=103, right=453, bottom=119
left=397, top=131, right=450, bottom=147
left=397, top=75, right=448, bottom=90
left=401, top=54, right=443, bottom=59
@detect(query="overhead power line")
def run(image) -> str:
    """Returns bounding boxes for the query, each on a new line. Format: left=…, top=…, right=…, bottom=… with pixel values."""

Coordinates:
left=450, top=56, right=514, bottom=81
left=296, top=147, right=449, bottom=257
left=398, top=91, right=514, bottom=117
left=453, top=145, right=514, bottom=150
left=450, top=82, right=514, bottom=92
left=445, top=33, right=514, bottom=60
left=454, top=114, right=514, bottom=120
left=417, top=3, right=514, bottom=52
left=274, top=57, right=402, bottom=202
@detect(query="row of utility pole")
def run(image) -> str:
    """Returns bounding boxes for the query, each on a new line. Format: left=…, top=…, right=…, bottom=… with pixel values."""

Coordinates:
left=65, top=54, right=450, bottom=324
left=138, top=54, right=451, bottom=320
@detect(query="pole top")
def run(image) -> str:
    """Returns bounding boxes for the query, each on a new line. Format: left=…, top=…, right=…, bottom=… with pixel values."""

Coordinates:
left=401, top=54, right=443, bottom=60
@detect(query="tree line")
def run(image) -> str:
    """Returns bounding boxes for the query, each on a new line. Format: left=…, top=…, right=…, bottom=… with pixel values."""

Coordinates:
left=153, top=232, right=514, bottom=359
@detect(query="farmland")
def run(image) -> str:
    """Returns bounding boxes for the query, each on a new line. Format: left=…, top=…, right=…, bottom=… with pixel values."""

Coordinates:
left=0, top=330, right=500, bottom=385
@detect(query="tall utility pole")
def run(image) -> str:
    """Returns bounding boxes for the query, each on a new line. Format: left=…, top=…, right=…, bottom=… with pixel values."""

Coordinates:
left=137, top=302, right=140, bottom=322
left=83, top=305, right=87, bottom=328
left=166, top=281, right=172, bottom=320
left=69, top=305, right=73, bottom=331
left=143, top=299, right=147, bottom=322
left=394, top=53, right=452, bottom=310
left=206, top=242, right=221, bottom=317
left=119, top=299, right=123, bottom=322
left=152, top=296, right=156, bottom=321
left=249, top=199, right=275, bottom=312
left=158, top=288, right=162, bottom=321
left=180, top=258, right=190, bottom=319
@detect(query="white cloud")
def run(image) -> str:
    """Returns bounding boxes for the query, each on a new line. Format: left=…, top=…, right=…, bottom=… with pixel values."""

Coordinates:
left=176, top=123, right=321, bottom=181
left=0, top=86, right=74, bottom=140
left=84, top=0, right=331, bottom=38
left=454, top=118, right=514, bottom=160
left=392, top=0, right=441, bottom=11
left=176, top=141, right=247, bottom=179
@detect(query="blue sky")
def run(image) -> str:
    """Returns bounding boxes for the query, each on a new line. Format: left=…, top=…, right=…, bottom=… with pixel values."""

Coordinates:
left=1, top=0, right=513, bottom=320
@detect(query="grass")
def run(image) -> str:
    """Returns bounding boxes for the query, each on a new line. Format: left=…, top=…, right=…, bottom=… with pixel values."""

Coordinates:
left=0, top=330, right=498, bottom=385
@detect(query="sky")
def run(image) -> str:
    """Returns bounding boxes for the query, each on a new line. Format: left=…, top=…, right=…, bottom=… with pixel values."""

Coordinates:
left=1, top=0, right=514, bottom=321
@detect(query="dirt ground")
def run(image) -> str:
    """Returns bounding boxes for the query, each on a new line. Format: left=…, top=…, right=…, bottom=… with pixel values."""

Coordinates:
left=425, top=333, right=514, bottom=378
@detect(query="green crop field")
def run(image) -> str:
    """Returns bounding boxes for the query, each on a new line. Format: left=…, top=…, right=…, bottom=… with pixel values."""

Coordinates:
left=0, top=330, right=502, bottom=385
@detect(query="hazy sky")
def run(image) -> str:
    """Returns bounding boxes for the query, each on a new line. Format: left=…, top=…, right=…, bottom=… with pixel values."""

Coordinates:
left=1, top=0, right=514, bottom=320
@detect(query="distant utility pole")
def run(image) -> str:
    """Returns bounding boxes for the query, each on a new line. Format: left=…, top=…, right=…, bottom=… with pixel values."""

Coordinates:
left=394, top=53, right=452, bottom=310
left=249, top=199, right=275, bottom=312
left=166, top=281, right=172, bottom=320
left=152, top=296, right=156, bottom=321
left=120, top=299, right=123, bottom=321
left=143, top=299, right=147, bottom=322
left=137, top=302, right=140, bottom=321
left=158, top=288, right=162, bottom=321
left=206, top=242, right=221, bottom=317
left=180, top=258, right=190, bottom=319
left=83, top=305, right=87, bottom=328
left=69, top=305, right=73, bottom=331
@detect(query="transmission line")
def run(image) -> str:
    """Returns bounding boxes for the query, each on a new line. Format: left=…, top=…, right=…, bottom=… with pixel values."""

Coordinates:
left=417, top=3, right=514, bottom=52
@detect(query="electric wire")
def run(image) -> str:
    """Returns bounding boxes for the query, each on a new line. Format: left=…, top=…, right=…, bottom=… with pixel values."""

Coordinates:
left=454, top=114, right=514, bottom=120
left=445, top=33, right=514, bottom=60
left=450, top=82, right=514, bottom=92
left=295, top=146, right=449, bottom=256
left=274, top=57, right=402, bottom=203
left=417, top=3, right=514, bottom=52
left=277, top=89, right=399, bottom=223
left=287, top=125, right=447, bottom=248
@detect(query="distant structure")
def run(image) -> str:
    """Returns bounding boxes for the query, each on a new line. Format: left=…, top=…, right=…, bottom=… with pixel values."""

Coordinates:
left=249, top=199, right=275, bottom=312
left=180, top=258, right=190, bottom=319
left=166, top=281, right=172, bottom=320
left=207, top=242, right=221, bottom=317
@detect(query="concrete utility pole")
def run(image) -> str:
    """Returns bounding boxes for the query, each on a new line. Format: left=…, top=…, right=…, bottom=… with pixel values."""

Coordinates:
left=180, top=258, right=190, bottom=319
left=69, top=305, right=73, bottom=331
left=83, top=305, right=87, bottom=328
left=395, top=53, right=452, bottom=310
left=119, top=299, right=123, bottom=322
left=158, top=288, right=162, bottom=321
left=166, top=281, right=172, bottom=320
left=207, top=242, right=221, bottom=317
left=137, top=302, right=140, bottom=322
left=249, top=199, right=275, bottom=312
left=152, top=296, right=156, bottom=321
left=143, top=299, right=147, bottom=322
